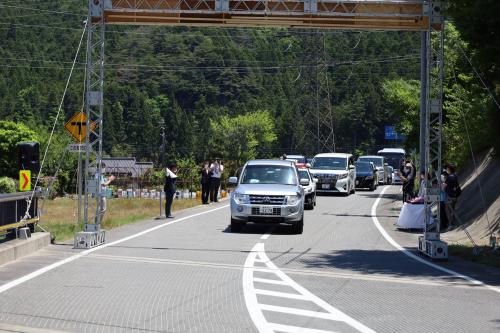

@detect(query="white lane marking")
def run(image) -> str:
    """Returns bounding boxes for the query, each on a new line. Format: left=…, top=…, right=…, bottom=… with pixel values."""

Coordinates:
left=0, top=204, right=229, bottom=294
left=260, top=304, right=340, bottom=321
left=254, top=289, right=308, bottom=300
left=268, top=323, right=339, bottom=333
left=371, top=186, right=500, bottom=294
left=261, top=233, right=271, bottom=240
left=243, top=242, right=377, bottom=333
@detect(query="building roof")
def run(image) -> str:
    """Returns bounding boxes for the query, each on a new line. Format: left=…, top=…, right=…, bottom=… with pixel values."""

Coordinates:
left=92, top=157, right=154, bottom=178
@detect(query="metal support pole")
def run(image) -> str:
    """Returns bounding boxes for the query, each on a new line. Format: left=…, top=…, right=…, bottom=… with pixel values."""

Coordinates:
left=77, top=151, right=82, bottom=224
left=75, top=0, right=106, bottom=248
left=419, top=31, right=428, bottom=172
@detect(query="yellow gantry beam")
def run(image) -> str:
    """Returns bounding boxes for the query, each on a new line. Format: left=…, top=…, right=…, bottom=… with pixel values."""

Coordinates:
left=96, top=0, right=439, bottom=31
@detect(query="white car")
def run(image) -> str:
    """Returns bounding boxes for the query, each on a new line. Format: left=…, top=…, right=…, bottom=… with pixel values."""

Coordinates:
left=309, top=153, right=356, bottom=195
left=298, top=168, right=317, bottom=209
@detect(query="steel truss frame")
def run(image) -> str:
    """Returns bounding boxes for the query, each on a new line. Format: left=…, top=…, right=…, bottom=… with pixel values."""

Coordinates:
left=75, top=0, right=107, bottom=248
left=297, top=31, right=336, bottom=155
left=81, top=0, right=445, bottom=252
left=101, top=0, right=428, bottom=30
left=419, top=1, right=446, bottom=258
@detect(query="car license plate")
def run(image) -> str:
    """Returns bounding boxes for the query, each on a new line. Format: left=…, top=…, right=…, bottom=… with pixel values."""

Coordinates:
left=322, top=184, right=330, bottom=189
left=260, top=206, right=273, bottom=214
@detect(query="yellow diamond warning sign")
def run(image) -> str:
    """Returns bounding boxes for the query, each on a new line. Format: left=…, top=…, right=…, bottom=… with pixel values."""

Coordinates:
left=64, top=112, right=96, bottom=143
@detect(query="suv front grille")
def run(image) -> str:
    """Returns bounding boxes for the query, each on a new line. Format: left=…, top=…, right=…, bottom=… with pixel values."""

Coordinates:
left=249, top=195, right=285, bottom=205
left=315, top=174, right=337, bottom=184
left=251, top=207, right=282, bottom=216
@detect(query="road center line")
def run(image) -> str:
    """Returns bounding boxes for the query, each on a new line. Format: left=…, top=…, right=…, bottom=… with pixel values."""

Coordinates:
left=0, top=204, right=229, bottom=294
left=371, top=186, right=500, bottom=294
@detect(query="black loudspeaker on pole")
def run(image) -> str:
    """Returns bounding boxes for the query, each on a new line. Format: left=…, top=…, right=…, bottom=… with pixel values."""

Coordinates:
left=17, top=142, right=40, bottom=173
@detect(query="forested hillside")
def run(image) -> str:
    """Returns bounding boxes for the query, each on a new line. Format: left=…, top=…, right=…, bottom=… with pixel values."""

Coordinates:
left=0, top=1, right=498, bottom=184
left=0, top=2, right=420, bottom=166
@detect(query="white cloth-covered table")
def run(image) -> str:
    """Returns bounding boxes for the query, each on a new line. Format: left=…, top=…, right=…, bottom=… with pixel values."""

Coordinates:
left=396, top=203, right=432, bottom=229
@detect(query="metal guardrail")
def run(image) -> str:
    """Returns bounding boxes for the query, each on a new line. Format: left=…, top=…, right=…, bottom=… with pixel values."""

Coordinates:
left=0, top=191, right=39, bottom=235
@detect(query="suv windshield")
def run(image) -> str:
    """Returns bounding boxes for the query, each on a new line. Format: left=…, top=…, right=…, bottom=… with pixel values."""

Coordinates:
left=298, top=170, right=310, bottom=180
left=241, top=165, right=297, bottom=185
left=359, top=157, right=383, bottom=167
left=355, top=162, right=372, bottom=172
left=311, top=157, right=347, bottom=170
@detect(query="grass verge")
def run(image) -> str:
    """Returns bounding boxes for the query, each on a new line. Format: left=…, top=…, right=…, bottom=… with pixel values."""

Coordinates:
left=448, top=244, right=500, bottom=268
left=39, top=197, right=200, bottom=242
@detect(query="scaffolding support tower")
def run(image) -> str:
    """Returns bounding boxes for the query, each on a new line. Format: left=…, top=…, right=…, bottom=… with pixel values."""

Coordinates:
left=419, top=1, right=447, bottom=259
left=74, top=0, right=106, bottom=249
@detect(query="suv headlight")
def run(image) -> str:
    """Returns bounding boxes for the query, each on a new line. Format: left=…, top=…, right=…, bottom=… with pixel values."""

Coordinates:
left=366, top=176, right=373, bottom=180
left=285, top=194, right=300, bottom=205
left=338, top=173, right=348, bottom=179
left=233, top=193, right=250, bottom=204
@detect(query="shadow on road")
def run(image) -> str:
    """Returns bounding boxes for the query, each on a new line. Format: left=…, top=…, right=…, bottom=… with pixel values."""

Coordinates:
left=356, top=192, right=401, bottom=201
left=222, top=223, right=296, bottom=235
left=297, top=248, right=500, bottom=286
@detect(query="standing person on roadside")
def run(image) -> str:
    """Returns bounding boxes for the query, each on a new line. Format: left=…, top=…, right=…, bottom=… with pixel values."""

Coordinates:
left=96, top=162, right=115, bottom=223
left=400, top=159, right=415, bottom=202
left=200, top=161, right=212, bottom=204
left=164, top=162, right=178, bottom=218
left=210, top=158, right=224, bottom=203
left=443, top=163, right=461, bottom=228
left=440, top=170, right=449, bottom=231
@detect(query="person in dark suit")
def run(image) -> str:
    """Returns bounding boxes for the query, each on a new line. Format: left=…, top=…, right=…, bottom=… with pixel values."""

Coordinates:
left=164, top=162, right=177, bottom=218
left=200, top=161, right=212, bottom=204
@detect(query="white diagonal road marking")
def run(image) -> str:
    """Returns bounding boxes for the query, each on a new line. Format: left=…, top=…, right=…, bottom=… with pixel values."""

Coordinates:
left=243, top=242, right=377, bottom=333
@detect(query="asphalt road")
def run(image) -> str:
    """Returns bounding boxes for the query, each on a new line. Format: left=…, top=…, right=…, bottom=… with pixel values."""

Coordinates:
left=0, top=185, right=499, bottom=333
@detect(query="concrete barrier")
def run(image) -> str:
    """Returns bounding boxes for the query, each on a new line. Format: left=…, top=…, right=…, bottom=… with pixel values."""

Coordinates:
left=0, top=232, right=50, bottom=266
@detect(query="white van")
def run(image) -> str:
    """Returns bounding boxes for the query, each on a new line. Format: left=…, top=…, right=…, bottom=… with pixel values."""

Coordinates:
left=309, top=153, right=356, bottom=195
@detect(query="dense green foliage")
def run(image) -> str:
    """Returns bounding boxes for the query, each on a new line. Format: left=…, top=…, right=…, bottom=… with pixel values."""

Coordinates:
left=447, top=0, right=500, bottom=156
left=0, top=3, right=420, bottom=165
left=0, top=176, right=16, bottom=193
left=0, top=121, right=37, bottom=177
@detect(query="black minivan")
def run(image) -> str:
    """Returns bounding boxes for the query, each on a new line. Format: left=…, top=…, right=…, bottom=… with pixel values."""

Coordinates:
left=355, top=161, right=377, bottom=191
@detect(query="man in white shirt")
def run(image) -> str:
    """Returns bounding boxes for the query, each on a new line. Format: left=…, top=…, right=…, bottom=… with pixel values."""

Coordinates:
left=209, top=158, right=224, bottom=203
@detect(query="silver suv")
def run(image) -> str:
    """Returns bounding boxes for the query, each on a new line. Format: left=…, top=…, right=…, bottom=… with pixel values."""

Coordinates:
left=229, top=160, right=306, bottom=234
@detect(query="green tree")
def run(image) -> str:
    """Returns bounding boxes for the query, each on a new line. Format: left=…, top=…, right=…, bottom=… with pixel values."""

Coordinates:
left=0, top=121, right=37, bottom=177
left=210, top=110, right=277, bottom=165
left=381, top=79, right=420, bottom=148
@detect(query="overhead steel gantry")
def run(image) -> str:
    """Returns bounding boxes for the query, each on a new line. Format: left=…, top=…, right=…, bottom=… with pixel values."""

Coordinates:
left=79, top=0, right=446, bottom=258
